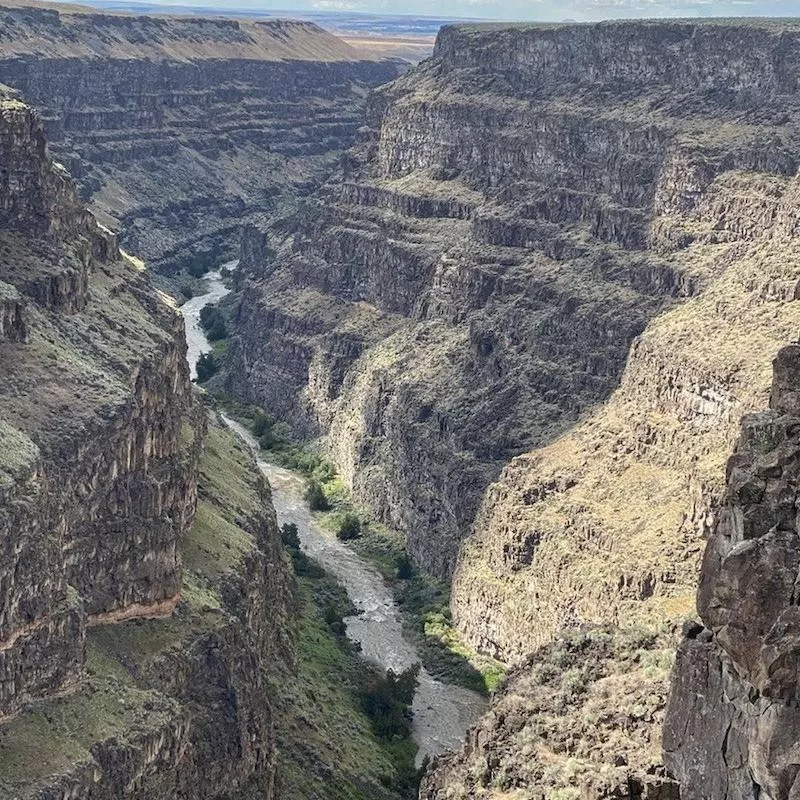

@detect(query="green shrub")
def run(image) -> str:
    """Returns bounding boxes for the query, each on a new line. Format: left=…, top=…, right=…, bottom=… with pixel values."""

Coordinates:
left=311, top=460, right=336, bottom=484
left=395, top=554, right=414, bottom=580
left=207, top=318, right=228, bottom=341
left=199, top=305, right=216, bottom=327
left=360, top=664, right=420, bottom=740
left=196, top=352, right=218, bottom=383
left=337, top=513, right=362, bottom=541
left=271, top=422, right=292, bottom=444
left=188, top=260, right=210, bottom=278
left=291, top=549, right=325, bottom=578
left=306, top=481, right=330, bottom=512
left=253, top=416, right=292, bottom=451
left=323, top=605, right=347, bottom=637
left=259, top=430, right=280, bottom=450
left=200, top=306, right=228, bottom=341
left=560, top=667, right=587, bottom=697
left=281, top=522, right=301, bottom=550
left=252, top=412, right=276, bottom=438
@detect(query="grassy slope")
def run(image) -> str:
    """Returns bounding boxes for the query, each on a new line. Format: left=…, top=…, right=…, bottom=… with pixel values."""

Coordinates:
left=271, top=574, right=404, bottom=800
left=0, top=413, right=407, bottom=799
left=191, top=415, right=411, bottom=800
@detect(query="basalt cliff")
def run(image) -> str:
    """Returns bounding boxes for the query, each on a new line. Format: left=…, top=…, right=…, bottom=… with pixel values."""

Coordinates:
left=229, top=19, right=800, bottom=616
left=227, top=19, right=800, bottom=798
left=0, top=1, right=402, bottom=273
left=664, top=345, right=800, bottom=800
left=0, top=90, right=295, bottom=798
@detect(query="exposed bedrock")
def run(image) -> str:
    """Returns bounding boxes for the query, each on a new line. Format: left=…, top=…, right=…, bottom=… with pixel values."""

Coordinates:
left=0, top=3, right=403, bottom=273
left=0, top=96, right=294, bottom=795
left=663, top=346, right=800, bottom=799
left=1, top=417, right=294, bottom=800
left=228, top=19, right=800, bottom=598
left=0, top=95, right=197, bottom=719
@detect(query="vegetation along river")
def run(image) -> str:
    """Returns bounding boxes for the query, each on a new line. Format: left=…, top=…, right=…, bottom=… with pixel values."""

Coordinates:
left=180, top=267, right=488, bottom=766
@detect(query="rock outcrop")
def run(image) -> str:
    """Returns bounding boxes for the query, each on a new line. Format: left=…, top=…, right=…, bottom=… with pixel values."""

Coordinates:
left=0, top=93, right=293, bottom=798
left=664, top=345, right=800, bottom=800
left=0, top=416, right=293, bottom=800
left=0, top=91, right=196, bottom=720
left=228, top=18, right=800, bottom=607
left=420, top=626, right=679, bottom=800
left=0, top=1, right=402, bottom=273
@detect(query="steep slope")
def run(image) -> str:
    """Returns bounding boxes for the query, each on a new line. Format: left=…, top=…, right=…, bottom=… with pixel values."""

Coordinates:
left=447, top=22, right=800, bottom=662
left=0, top=416, right=293, bottom=799
left=0, top=90, right=195, bottom=719
left=0, top=1, right=402, bottom=272
left=454, top=169, right=800, bottom=661
left=664, top=346, right=800, bottom=800
left=0, top=94, right=294, bottom=798
left=420, top=626, right=679, bottom=800
left=228, top=18, right=800, bottom=593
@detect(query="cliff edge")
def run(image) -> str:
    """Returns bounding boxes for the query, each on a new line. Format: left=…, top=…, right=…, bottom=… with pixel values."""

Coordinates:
left=0, top=93, right=293, bottom=798
left=0, top=1, right=403, bottom=273
left=664, top=345, right=800, bottom=799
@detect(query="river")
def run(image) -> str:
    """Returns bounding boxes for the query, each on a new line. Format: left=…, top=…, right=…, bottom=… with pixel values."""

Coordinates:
left=181, top=268, right=487, bottom=765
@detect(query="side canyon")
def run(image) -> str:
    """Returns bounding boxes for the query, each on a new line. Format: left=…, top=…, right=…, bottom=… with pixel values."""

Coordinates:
left=0, top=1, right=402, bottom=272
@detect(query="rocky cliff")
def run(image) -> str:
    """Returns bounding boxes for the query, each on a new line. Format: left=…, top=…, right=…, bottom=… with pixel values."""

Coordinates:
left=0, top=415, right=294, bottom=800
left=228, top=18, right=800, bottom=606
left=0, top=1, right=402, bottom=273
left=0, top=89, right=192, bottom=719
left=663, top=345, right=800, bottom=800
left=420, top=625, right=679, bottom=800
left=0, top=93, right=293, bottom=798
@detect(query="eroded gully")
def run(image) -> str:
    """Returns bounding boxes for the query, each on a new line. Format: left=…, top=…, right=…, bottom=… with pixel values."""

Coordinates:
left=181, top=268, right=487, bottom=765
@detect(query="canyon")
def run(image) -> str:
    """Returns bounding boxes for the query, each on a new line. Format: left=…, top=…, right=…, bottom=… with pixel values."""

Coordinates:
left=230, top=19, right=800, bottom=643
left=226, top=17, right=800, bottom=798
left=0, top=83, right=408, bottom=800
left=3, top=4, right=800, bottom=800
left=0, top=1, right=402, bottom=273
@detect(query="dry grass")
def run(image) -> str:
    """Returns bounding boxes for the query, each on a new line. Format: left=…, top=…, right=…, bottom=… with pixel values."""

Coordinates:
left=453, top=171, right=800, bottom=661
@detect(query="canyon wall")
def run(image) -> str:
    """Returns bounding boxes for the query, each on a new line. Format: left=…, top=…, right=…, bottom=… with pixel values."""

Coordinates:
left=228, top=18, right=800, bottom=604
left=228, top=23, right=800, bottom=796
left=664, top=346, right=800, bottom=800
left=0, top=1, right=402, bottom=272
left=0, top=92, right=292, bottom=798
left=0, top=89, right=192, bottom=719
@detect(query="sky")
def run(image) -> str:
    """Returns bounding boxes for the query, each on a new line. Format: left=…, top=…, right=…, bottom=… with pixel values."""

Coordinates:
left=53, top=0, right=800, bottom=22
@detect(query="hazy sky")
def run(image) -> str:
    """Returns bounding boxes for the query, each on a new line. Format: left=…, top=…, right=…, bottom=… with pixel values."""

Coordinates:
left=59, top=0, right=800, bottom=22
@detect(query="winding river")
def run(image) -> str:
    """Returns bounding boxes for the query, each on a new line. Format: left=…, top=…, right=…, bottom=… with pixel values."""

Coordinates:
left=181, top=268, right=487, bottom=765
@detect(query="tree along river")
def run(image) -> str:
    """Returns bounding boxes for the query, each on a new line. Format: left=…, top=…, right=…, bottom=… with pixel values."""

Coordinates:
left=181, top=268, right=487, bottom=765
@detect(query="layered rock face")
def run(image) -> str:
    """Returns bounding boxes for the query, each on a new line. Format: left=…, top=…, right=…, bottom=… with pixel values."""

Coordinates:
left=0, top=95, right=292, bottom=798
left=0, top=416, right=294, bottom=800
left=0, top=2, right=402, bottom=272
left=664, top=346, right=800, bottom=800
left=453, top=159, right=800, bottom=661
left=229, top=19, right=800, bottom=594
left=0, top=92, right=196, bottom=720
